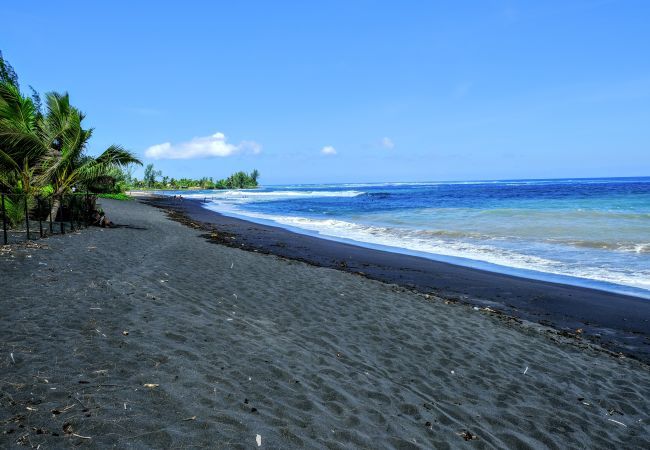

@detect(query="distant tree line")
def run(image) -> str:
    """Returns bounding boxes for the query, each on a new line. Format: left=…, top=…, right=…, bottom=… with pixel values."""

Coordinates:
left=125, top=164, right=260, bottom=190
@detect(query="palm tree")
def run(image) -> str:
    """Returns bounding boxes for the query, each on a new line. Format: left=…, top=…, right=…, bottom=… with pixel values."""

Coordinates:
left=0, top=82, right=42, bottom=195
left=0, top=82, right=142, bottom=219
left=36, top=92, right=141, bottom=217
left=250, top=169, right=260, bottom=185
left=0, top=82, right=44, bottom=229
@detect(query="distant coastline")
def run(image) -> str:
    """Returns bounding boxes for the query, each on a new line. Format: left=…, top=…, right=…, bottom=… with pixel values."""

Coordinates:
left=154, top=177, right=650, bottom=298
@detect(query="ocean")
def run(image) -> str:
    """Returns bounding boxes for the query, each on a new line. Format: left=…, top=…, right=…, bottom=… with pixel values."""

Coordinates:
left=167, top=177, right=650, bottom=298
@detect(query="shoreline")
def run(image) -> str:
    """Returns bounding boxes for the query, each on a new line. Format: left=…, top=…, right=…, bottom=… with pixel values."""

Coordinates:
left=3, top=197, right=650, bottom=447
left=201, top=201, right=650, bottom=300
left=142, top=195, right=650, bottom=363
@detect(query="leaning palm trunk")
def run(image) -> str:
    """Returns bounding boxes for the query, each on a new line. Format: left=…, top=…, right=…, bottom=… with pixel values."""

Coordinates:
left=49, top=197, right=61, bottom=223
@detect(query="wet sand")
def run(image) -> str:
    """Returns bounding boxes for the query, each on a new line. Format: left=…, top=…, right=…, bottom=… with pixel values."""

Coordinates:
left=1, top=198, right=649, bottom=448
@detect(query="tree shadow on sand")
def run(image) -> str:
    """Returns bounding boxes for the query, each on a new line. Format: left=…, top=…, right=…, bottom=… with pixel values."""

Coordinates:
left=111, top=224, right=148, bottom=230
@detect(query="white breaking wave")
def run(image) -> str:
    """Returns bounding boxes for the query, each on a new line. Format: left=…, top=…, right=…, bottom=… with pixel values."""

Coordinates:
left=266, top=178, right=643, bottom=189
left=176, top=189, right=363, bottom=203
left=201, top=200, right=650, bottom=293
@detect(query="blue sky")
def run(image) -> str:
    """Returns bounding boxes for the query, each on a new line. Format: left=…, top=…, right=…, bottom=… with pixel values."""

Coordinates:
left=2, top=1, right=649, bottom=184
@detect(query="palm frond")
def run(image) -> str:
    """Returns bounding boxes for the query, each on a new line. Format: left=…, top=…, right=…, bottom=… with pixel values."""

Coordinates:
left=0, top=82, right=36, bottom=133
left=0, top=129, right=45, bottom=161
left=96, top=145, right=142, bottom=167
left=0, top=147, right=20, bottom=172
left=2, top=86, right=136, bottom=196
left=72, top=160, right=118, bottom=187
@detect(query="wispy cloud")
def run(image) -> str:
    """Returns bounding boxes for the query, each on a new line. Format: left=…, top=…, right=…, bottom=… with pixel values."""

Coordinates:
left=145, top=132, right=261, bottom=159
left=380, top=137, right=395, bottom=149
left=321, top=145, right=337, bottom=155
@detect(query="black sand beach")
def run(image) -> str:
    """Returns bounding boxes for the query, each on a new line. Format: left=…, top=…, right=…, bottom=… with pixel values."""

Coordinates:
left=145, top=196, right=650, bottom=363
left=1, top=198, right=649, bottom=448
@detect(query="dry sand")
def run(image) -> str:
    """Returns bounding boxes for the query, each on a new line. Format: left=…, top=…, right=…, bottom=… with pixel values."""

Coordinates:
left=1, top=198, right=649, bottom=449
left=143, top=196, right=650, bottom=362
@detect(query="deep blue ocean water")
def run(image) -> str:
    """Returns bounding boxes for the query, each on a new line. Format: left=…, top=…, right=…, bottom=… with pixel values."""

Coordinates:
left=167, top=177, right=650, bottom=298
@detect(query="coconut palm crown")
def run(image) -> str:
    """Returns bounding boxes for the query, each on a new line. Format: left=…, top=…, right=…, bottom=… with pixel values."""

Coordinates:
left=0, top=81, right=142, bottom=198
left=0, top=82, right=40, bottom=193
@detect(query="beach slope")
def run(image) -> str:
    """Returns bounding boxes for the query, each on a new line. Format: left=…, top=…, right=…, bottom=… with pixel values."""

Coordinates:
left=1, top=199, right=648, bottom=448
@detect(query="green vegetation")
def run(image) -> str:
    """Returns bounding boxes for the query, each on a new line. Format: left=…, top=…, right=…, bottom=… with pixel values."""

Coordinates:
left=126, top=165, right=260, bottom=190
left=0, top=51, right=142, bottom=219
left=1, top=195, right=30, bottom=227
left=1, top=48, right=261, bottom=232
left=97, top=193, right=132, bottom=201
left=143, top=163, right=162, bottom=188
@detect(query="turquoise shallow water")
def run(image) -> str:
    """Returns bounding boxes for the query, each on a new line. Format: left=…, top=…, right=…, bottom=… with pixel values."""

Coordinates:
left=168, top=177, right=650, bottom=297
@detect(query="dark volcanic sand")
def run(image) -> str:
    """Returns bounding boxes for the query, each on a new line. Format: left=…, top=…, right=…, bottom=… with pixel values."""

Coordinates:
left=1, top=198, right=649, bottom=449
left=144, top=196, right=650, bottom=362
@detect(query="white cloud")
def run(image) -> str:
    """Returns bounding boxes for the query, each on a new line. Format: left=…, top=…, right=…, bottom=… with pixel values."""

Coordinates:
left=380, top=137, right=395, bottom=149
left=239, top=140, right=262, bottom=155
left=321, top=145, right=337, bottom=155
left=145, top=132, right=261, bottom=159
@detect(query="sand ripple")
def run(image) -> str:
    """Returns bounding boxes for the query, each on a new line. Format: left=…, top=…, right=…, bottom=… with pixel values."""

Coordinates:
left=1, top=199, right=649, bottom=449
